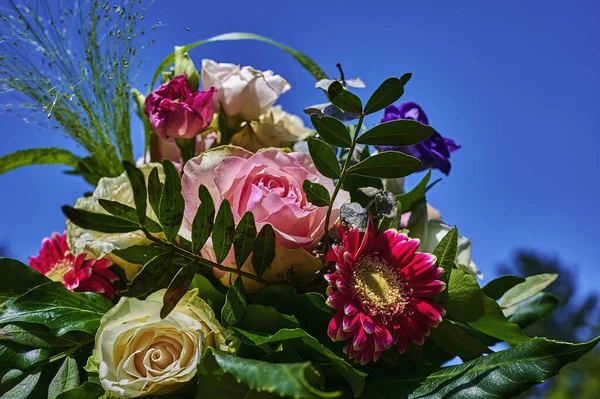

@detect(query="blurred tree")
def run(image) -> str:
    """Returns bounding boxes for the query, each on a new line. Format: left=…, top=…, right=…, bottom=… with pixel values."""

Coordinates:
left=498, top=251, right=599, bottom=399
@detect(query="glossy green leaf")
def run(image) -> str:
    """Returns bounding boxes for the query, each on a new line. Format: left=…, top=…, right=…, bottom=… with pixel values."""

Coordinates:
left=0, top=342, right=49, bottom=372
left=357, top=120, right=434, bottom=147
left=233, top=212, right=256, bottom=268
left=173, top=46, right=200, bottom=92
left=221, top=278, right=246, bottom=326
left=395, top=170, right=431, bottom=212
left=310, top=115, right=352, bottom=148
left=122, top=161, right=148, bottom=226
left=482, top=275, right=526, bottom=300
left=111, top=245, right=169, bottom=266
left=147, top=167, right=162, bottom=218
left=213, top=200, right=235, bottom=264
left=507, top=292, right=560, bottom=328
left=432, top=226, right=458, bottom=285
left=189, top=274, right=226, bottom=313
left=237, top=304, right=299, bottom=334
left=1, top=370, right=41, bottom=398
left=0, top=148, right=80, bottom=175
left=159, top=159, right=185, bottom=242
left=97, top=199, right=162, bottom=233
left=48, top=356, right=79, bottom=399
left=0, top=324, right=77, bottom=348
left=161, top=261, right=198, bottom=319
left=499, top=273, right=559, bottom=309
left=303, top=180, right=331, bottom=207
left=123, top=252, right=177, bottom=298
left=429, top=320, right=490, bottom=360
left=197, top=347, right=340, bottom=398
left=62, top=206, right=140, bottom=233
left=363, top=74, right=411, bottom=115
left=0, top=258, right=50, bottom=305
left=363, top=336, right=600, bottom=399
left=252, top=224, right=276, bottom=276
left=346, top=151, right=421, bottom=178
left=192, top=185, right=216, bottom=253
left=307, top=138, right=341, bottom=179
left=56, top=382, right=105, bottom=399
left=327, top=81, right=362, bottom=114
left=150, top=32, right=327, bottom=90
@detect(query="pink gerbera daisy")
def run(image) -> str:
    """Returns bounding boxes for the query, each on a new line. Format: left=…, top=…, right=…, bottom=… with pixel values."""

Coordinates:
left=324, top=220, right=446, bottom=365
left=28, top=232, right=118, bottom=299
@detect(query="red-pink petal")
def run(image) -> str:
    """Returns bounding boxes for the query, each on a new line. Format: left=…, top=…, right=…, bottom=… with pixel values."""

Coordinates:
left=410, top=298, right=445, bottom=327
left=410, top=279, right=446, bottom=297
left=326, top=291, right=346, bottom=310
left=328, top=312, right=344, bottom=341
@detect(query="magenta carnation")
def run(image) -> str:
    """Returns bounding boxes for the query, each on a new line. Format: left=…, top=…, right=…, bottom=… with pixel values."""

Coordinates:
left=324, top=221, right=446, bottom=364
left=28, top=232, right=118, bottom=299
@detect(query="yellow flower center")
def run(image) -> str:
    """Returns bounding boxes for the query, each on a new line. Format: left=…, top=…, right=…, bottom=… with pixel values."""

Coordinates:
left=46, top=259, right=72, bottom=283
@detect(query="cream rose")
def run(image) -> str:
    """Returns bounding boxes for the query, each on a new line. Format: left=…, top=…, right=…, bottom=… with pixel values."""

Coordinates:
left=201, top=59, right=290, bottom=120
left=66, top=164, right=165, bottom=280
left=230, top=106, right=312, bottom=152
left=90, top=289, right=233, bottom=398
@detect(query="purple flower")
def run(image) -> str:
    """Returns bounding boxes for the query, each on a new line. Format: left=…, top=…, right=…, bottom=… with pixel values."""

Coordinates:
left=378, top=102, right=460, bottom=175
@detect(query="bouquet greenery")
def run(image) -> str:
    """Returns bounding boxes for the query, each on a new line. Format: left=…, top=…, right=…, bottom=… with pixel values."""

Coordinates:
left=0, top=1, right=597, bottom=398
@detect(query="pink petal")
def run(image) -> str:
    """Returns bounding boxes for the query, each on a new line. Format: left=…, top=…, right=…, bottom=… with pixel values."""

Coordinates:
left=326, top=291, right=346, bottom=311
left=328, top=312, right=344, bottom=341
left=410, top=280, right=446, bottom=297
left=343, top=313, right=361, bottom=332
left=410, top=298, right=445, bottom=327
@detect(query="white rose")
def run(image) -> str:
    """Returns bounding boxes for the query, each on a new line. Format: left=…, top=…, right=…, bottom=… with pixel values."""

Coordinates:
left=230, top=106, right=311, bottom=152
left=89, top=289, right=233, bottom=398
left=201, top=59, right=290, bottom=120
left=66, top=164, right=165, bottom=280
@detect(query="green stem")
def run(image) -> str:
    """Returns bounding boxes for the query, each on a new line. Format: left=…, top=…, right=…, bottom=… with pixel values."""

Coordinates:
left=47, top=338, right=93, bottom=365
left=141, top=228, right=269, bottom=285
left=176, top=138, right=196, bottom=165
left=323, top=113, right=365, bottom=251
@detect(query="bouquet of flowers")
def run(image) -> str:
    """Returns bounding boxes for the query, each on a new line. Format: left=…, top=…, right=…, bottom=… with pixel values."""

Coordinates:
left=0, top=2, right=597, bottom=398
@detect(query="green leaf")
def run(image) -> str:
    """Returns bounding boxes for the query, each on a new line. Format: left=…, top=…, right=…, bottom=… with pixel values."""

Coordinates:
left=96, top=200, right=162, bottom=234
left=0, top=341, right=49, bottom=372
left=189, top=274, right=226, bottom=312
left=150, top=32, right=328, bottom=90
left=123, top=252, right=177, bottom=298
left=62, top=206, right=140, bottom=233
left=252, top=224, right=276, bottom=276
left=0, top=282, right=113, bottom=336
left=303, top=180, right=331, bottom=207
left=482, top=275, right=526, bottom=300
left=56, top=382, right=105, bottom=399
left=327, top=81, right=362, bottom=114
left=122, top=161, right=148, bottom=226
left=48, top=356, right=80, bottom=399
left=432, top=226, right=458, bottom=285
left=1, top=370, right=40, bottom=399
left=159, top=159, right=185, bottom=242
left=197, top=347, right=341, bottom=399
left=0, top=148, right=80, bottom=175
left=173, top=46, right=200, bottom=92
left=508, top=292, right=560, bottom=328
left=346, top=151, right=421, bottom=178
left=213, top=200, right=235, bottom=264
left=147, top=167, right=162, bottom=218
left=363, top=336, right=600, bottom=399
left=192, top=185, right=216, bottom=253
left=499, top=273, right=559, bottom=309
left=161, top=261, right=198, bottom=319
left=221, top=278, right=246, bottom=326
left=395, top=170, right=431, bottom=212
left=0, top=324, right=77, bottom=348
left=237, top=304, right=299, bottom=334
left=357, top=120, right=434, bottom=146
left=0, top=258, right=50, bottom=305
left=233, top=212, right=257, bottom=268
left=310, top=115, right=352, bottom=148
left=429, top=320, right=490, bottom=360
left=111, top=245, right=169, bottom=266
left=363, top=74, right=411, bottom=115
left=307, top=138, right=341, bottom=179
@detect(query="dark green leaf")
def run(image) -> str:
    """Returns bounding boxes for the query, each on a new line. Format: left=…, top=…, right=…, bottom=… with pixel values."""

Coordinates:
left=363, top=74, right=411, bottom=115
left=147, top=167, right=162, bottom=217
left=233, top=212, right=256, bottom=268
left=123, top=252, right=176, bottom=298
left=0, top=148, right=80, bottom=175
left=213, top=200, right=235, bottom=264
left=0, top=324, right=77, bottom=348
left=0, top=258, right=50, bottom=305
left=159, top=159, right=185, bottom=242
left=346, top=151, right=421, bottom=178
left=161, top=261, right=198, bottom=319
left=56, top=382, right=105, bottom=399
left=0, top=341, right=49, bottom=372
left=192, top=185, right=216, bottom=253
left=62, top=206, right=140, bottom=233
left=357, top=120, right=434, bottom=146
left=499, top=273, right=559, bottom=309
left=48, top=356, right=79, bottom=399
left=111, top=245, right=169, bottom=266
left=97, top=200, right=162, bottom=233
left=252, top=225, right=276, bottom=276
left=432, top=226, right=458, bottom=285
left=237, top=304, right=299, bottom=334
left=0, top=282, right=113, bottom=336
left=482, top=275, right=526, bottom=300
left=429, top=320, right=490, bottom=360
left=221, top=278, right=246, bottom=326
left=189, top=274, right=226, bottom=312
left=508, top=292, right=560, bottom=328
left=327, top=81, right=362, bottom=114
left=1, top=370, right=40, bottom=399
left=122, top=161, right=147, bottom=225
left=363, top=336, right=600, bottom=399
left=307, top=138, right=341, bottom=179
left=340, top=203, right=369, bottom=232
left=304, top=102, right=359, bottom=122
left=395, top=170, right=431, bottom=212
left=310, top=115, right=352, bottom=148
left=303, top=180, right=331, bottom=207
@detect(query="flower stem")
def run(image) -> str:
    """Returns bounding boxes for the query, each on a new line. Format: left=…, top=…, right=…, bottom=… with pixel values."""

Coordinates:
left=323, top=112, right=365, bottom=251
left=141, top=228, right=269, bottom=285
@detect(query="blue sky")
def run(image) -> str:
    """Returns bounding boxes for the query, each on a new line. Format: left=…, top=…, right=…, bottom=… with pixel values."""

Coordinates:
left=1, top=0, right=599, bottom=300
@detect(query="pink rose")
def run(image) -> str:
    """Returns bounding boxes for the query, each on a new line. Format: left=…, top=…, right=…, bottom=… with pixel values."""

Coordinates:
left=145, top=75, right=216, bottom=140
left=146, top=132, right=217, bottom=171
left=181, top=146, right=350, bottom=292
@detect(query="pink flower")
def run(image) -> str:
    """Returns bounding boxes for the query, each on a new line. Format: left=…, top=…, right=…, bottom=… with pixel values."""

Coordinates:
left=28, top=232, right=118, bottom=299
left=181, top=146, right=350, bottom=292
left=145, top=74, right=216, bottom=140
left=325, top=220, right=446, bottom=365
left=146, top=132, right=218, bottom=170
